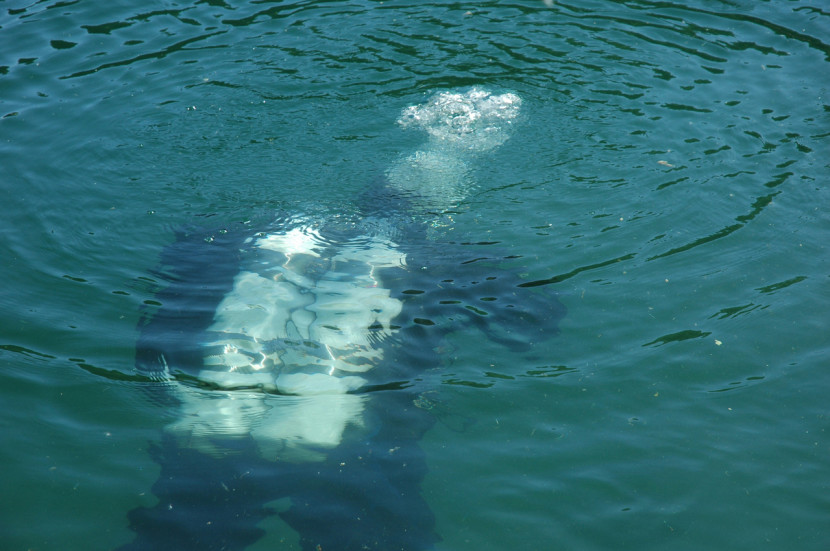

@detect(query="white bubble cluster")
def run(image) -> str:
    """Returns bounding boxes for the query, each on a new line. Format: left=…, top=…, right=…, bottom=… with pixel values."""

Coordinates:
left=397, top=87, right=522, bottom=152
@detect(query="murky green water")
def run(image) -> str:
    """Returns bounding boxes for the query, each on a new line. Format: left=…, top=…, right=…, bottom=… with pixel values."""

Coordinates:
left=1, top=1, right=828, bottom=550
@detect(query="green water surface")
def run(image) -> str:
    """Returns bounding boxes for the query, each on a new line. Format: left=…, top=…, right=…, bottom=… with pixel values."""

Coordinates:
left=1, top=1, right=828, bottom=550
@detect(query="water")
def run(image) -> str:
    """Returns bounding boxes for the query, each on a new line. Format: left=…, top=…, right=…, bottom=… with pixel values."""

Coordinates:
left=1, top=1, right=828, bottom=549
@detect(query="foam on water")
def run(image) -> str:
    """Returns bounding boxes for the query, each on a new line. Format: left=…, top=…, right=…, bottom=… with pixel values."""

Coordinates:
left=397, top=87, right=522, bottom=153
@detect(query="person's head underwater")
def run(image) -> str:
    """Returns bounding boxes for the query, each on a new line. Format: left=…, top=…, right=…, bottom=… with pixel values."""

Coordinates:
left=387, top=88, right=522, bottom=212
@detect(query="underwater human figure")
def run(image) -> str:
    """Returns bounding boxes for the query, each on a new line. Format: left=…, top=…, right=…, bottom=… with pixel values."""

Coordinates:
left=122, top=88, right=563, bottom=550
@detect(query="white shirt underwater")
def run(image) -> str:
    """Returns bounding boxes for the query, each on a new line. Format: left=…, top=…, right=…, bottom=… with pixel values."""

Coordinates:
left=167, top=227, right=407, bottom=461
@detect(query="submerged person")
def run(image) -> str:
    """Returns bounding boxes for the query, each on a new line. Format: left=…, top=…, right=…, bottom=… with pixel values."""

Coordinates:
left=123, top=88, right=562, bottom=551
